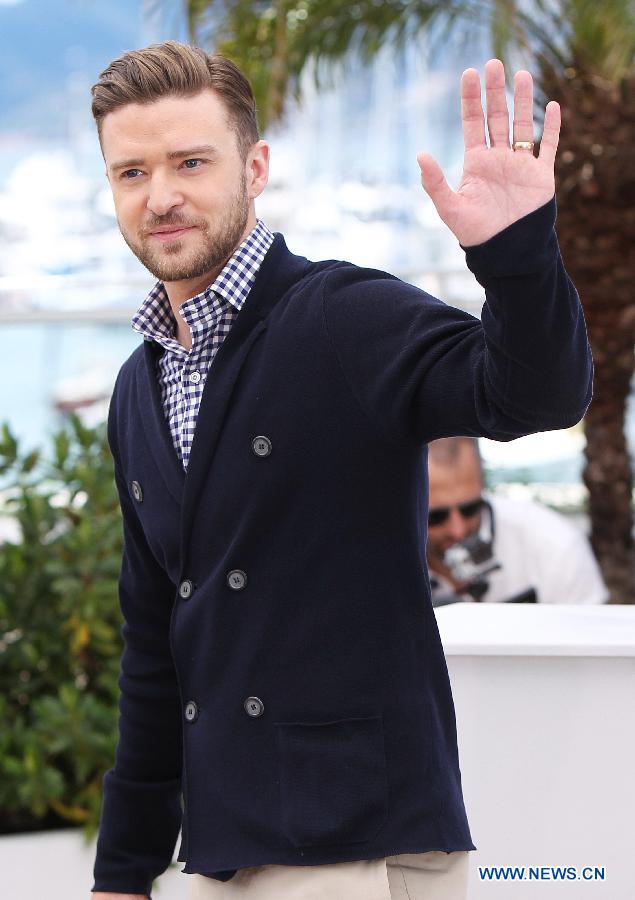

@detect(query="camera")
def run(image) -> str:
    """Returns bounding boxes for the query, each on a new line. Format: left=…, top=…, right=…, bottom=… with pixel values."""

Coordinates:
left=442, top=529, right=501, bottom=600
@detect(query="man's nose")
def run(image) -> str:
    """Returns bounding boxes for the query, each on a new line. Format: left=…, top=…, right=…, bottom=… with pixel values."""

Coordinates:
left=146, top=174, right=184, bottom=217
left=446, top=508, right=471, bottom=543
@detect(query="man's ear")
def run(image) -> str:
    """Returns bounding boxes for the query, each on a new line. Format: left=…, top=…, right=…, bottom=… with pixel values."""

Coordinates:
left=246, top=140, right=270, bottom=199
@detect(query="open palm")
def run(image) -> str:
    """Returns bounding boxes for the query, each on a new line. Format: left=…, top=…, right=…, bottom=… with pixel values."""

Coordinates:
left=418, top=59, right=561, bottom=246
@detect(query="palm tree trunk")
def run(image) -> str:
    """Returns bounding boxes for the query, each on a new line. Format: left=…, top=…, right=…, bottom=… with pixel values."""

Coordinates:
left=541, top=68, right=635, bottom=603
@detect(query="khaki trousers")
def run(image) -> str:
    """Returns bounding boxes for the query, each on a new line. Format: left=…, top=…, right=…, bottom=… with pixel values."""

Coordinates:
left=188, top=851, right=469, bottom=900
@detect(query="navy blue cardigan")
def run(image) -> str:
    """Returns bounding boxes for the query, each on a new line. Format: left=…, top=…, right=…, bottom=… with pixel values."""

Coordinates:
left=93, top=199, right=592, bottom=894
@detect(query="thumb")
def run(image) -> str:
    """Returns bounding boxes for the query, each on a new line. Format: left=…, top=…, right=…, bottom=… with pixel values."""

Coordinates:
left=417, top=152, right=455, bottom=225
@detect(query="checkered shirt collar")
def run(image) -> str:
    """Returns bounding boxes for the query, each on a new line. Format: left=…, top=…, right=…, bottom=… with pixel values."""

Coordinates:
left=132, top=219, right=274, bottom=346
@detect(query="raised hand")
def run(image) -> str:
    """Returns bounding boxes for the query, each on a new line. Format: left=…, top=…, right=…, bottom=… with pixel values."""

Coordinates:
left=417, top=58, right=560, bottom=247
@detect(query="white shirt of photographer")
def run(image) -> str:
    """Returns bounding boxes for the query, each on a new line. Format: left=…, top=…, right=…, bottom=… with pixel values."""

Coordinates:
left=437, top=494, right=608, bottom=605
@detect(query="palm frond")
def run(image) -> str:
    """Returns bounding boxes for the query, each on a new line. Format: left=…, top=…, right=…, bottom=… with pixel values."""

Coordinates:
left=184, top=0, right=635, bottom=125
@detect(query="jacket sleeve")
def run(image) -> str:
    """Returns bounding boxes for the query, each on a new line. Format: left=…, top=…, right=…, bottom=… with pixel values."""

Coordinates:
left=322, top=197, right=593, bottom=445
left=92, top=407, right=183, bottom=896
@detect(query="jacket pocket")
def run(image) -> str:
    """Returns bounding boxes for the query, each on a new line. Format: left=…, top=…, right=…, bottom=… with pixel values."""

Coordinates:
left=275, top=714, right=388, bottom=848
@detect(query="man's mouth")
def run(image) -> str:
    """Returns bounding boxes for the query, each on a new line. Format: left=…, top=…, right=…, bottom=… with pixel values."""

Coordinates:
left=149, top=225, right=196, bottom=242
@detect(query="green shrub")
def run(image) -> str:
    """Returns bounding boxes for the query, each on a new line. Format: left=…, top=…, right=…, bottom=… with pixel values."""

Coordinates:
left=0, top=417, right=123, bottom=834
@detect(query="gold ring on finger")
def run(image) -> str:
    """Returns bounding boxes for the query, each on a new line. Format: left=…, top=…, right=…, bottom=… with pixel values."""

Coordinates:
left=513, top=140, right=535, bottom=152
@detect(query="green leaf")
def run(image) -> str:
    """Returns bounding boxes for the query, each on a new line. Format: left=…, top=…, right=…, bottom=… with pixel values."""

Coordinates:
left=0, top=417, right=123, bottom=834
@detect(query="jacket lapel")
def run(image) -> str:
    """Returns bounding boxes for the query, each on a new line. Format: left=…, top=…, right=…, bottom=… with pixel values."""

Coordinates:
left=180, top=235, right=310, bottom=558
left=137, top=339, right=185, bottom=505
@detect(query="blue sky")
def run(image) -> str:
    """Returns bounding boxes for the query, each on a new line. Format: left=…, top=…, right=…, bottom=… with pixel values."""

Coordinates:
left=0, top=0, right=147, bottom=139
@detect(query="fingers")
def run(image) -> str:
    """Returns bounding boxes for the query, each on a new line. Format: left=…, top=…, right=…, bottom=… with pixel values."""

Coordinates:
left=417, top=152, right=456, bottom=226
left=484, top=58, right=510, bottom=147
left=461, top=68, right=486, bottom=151
left=539, top=100, right=561, bottom=164
left=461, top=59, right=520, bottom=150
left=512, top=70, right=534, bottom=146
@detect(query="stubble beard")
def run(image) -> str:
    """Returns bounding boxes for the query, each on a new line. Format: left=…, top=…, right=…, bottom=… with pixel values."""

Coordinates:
left=119, top=172, right=250, bottom=283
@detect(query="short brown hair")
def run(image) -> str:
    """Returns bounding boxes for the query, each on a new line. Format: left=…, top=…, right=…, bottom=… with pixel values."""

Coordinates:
left=91, top=40, right=259, bottom=159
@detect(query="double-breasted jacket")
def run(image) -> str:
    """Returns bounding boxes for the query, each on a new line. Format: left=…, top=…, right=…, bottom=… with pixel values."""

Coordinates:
left=93, top=199, right=593, bottom=894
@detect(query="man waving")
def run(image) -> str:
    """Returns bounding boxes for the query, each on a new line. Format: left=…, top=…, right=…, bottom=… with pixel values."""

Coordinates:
left=90, top=42, right=591, bottom=900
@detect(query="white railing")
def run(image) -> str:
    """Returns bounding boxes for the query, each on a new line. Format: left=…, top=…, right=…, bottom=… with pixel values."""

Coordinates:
left=0, top=269, right=484, bottom=322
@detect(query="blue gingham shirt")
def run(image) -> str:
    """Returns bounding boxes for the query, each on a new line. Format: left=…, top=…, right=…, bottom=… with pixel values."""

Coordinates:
left=132, top=220, right=274, bottom=469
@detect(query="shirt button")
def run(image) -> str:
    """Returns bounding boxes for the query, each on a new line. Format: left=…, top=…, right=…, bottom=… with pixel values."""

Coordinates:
left=227, top=570, right=247, bottom=591
left=244, top=697, right=264, bottom=718
left=131, top=481, right=143, bottom=502
left=185, top=701, right=199, bottom=722
left=179, top=579, right=194, bottom=600
left=189, top=371, right=202, bottom=384
left=252, top=436, right=272, bottom=458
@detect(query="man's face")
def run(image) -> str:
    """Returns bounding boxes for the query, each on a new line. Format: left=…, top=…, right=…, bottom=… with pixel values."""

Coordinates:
left=427, top=443, right=483, bottom=560
left=100, top=90, right=268, bottom=287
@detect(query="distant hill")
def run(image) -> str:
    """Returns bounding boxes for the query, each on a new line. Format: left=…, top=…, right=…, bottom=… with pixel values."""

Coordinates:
left=0, top=0, right=145, bottom=139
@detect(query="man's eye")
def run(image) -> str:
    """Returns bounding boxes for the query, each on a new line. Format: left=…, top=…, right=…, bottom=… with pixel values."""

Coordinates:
left=122, top=169, right=142, bottom=179
left=183, top=159, right=203, bottom=169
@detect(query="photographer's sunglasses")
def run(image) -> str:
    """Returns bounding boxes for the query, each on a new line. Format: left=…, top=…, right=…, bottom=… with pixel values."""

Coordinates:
left=428, top=497, right=484, bottom=527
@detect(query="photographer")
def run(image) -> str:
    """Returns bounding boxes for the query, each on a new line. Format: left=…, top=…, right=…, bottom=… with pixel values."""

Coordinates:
left=427, top=437, right=608, bottom=605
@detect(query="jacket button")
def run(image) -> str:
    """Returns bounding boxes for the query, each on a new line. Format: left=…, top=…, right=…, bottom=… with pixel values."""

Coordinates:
left=244, top=697, right=264, bottom=718
left=252, top=435, right=272, bottom=458
left=179, top=579, right=194, bottom=600
left=227, top=570, right=247, bottom=591
left=184, top=701, right=198, bottom=722
left=131, top=480, right=143, bottom=502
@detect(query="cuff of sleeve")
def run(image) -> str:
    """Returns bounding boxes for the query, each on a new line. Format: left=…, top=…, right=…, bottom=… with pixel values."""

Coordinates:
left=462, top=196, right=558, bottom=278
left=92, top=770, right=182, bottom=895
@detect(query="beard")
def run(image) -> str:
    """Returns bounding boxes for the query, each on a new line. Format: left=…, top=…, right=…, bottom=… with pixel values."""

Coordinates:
left=119, top=172, right=250, bottom=283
